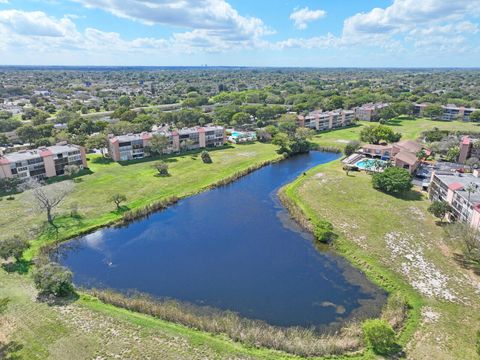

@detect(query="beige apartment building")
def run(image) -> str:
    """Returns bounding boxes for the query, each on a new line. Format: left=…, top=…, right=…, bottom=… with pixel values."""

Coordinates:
left=108, top=126, right=226, bottom=162
left=354, top=102, right=390, bottom=122
left=0, top=143, right=87, bottom=180
left=297, top=109, right=355, bottom=131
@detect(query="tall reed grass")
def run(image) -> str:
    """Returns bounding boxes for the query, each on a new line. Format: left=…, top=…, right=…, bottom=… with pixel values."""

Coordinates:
left=89, top=289, right=363, bottom=357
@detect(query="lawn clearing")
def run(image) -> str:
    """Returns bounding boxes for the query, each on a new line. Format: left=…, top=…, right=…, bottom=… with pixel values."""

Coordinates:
left=283, top=159, right=480, bottom=359
left=0, top=143, right=281, bottom=259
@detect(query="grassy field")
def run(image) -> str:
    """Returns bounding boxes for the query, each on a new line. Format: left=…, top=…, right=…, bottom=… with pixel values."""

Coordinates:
left=2, top=117, right=480, bottom=359
left=313, top=117, right=480, bottom=149
left=0, top=143, right=281, bottom=258
left=284, top=118, right=480, bottom=359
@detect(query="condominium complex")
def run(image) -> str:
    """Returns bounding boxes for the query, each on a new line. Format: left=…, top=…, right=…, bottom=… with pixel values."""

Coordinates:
left=0, top=143, right=87, bottom=180
left=360, top=140, right=426, bottom=174
left=414, top=103, right=478, bottom=121
left=429, top=171, right=480, bottom=229
left=108, top=125, right=226, bottom=162
left=354, top=102, right=390, bottom=122
left=297, top=109, right=355, bottom=131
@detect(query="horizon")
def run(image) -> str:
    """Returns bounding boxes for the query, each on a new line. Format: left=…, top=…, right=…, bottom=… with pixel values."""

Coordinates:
left=0, top=0, right=479, bottom=67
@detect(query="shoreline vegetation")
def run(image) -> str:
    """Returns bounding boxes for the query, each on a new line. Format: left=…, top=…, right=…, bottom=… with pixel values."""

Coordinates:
left=3, top=118, right=480, bottom=358
left=279, top=167, right=422, bottom=352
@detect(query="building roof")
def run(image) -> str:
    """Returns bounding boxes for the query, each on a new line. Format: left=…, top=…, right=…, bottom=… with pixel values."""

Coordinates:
left=395, top=151, right=419, bottom=166
left=394, top=140, right=423, bottom=154
left=434, top=173, right=480, bottom=204
left=0, top=144, right=81, bottom=164
left=448, top=182, right=464, bottom=191
left=362, top=144, right=392, bottom=151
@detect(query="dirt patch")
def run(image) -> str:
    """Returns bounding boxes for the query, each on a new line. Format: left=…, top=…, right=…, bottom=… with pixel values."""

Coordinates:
left=385, top=232, right=458, bottom=302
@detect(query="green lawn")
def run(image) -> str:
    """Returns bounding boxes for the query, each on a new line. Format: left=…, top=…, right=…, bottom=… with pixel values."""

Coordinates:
left=0, top=143, right=281, bottom=258
left=313, top=117, right=480, bottom=149
left=283, top=161, right=480, bottom=358
left=2, top=117, right=480, bottom=359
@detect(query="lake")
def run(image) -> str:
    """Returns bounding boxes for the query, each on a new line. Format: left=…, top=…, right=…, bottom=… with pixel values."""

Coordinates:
left=57, top=151, right=386, bottom=328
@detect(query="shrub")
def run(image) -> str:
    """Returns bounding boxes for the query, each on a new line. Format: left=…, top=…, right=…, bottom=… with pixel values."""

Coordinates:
left=0, top=236, right=30, bottom=262
left=372, top=167, right=412, bottom=194
left=201, top=150, right=212, bottom=163
left=153, top=161, right=169, bottom=176
left=362, top=319, right=397, bottom=355
left=33, top=261, right=74, bottom=297
left=314, top=220, right=337, bottom=243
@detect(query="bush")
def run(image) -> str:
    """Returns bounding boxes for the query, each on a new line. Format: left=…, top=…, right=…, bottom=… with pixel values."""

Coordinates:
left=153, top=161, right=169, bottom=176
left=0, top=236, right=30, bottom=262
left=372, top=167, right=412, bottom=194
left=33, top=262, right=74, bottom=297
left=201, top=150, right=212, bottom=164
left=362, top=319, right=397, bottom=355
left=314, top=220, right=337, bottom=243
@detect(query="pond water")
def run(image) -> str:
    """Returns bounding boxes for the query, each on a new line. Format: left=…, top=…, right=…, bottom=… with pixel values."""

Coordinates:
left=57, top=151, right=386, bottom=328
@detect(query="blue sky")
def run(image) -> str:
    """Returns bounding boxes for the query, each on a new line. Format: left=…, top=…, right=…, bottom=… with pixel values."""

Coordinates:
left=0, top=0, right=479, bottom=67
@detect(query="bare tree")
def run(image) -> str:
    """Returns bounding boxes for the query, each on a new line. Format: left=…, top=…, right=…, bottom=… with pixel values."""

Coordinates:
left=25, top=179, right=74, bottom=225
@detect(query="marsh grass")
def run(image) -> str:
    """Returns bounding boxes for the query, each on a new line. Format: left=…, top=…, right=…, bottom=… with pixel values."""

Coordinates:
left=88, top=289, right=364, bottom=358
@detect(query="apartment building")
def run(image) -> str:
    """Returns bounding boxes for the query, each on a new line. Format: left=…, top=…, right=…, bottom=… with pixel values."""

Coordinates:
left=0, top=143, right=87, bottom=180
left=414, top=103, right=478, bottom=121
left=354, top=102, right=390, bottom=122
left=429, top=171, right=480, bottom=229
left=108, top=126, right=226, bottom=162
left=297, top=109, right=355, bottom=131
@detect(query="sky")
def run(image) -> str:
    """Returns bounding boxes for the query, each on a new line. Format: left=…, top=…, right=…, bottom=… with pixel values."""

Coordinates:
left=0, top=0, right=479, bottom=67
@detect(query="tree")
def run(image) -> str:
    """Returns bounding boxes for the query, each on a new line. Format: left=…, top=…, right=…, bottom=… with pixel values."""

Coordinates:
left=344, top=140, right=361, bottom=156
left=272, top=132, right=290, bottom=153
left=231, top=112, right=251, bottom=125
left=0, top=177, right=21, bottom=194
left=118, top=95, right=131, bottom=107
left=28, top=180, right=74, bottom=225
left=445, top=146, right=460, bottom=162
left=0, top=133, right=8, bottom=146
left=377, top=107, right=397, bottom=123
left=86, top=134, right=108, bottom=157
left=423, top=104, right=443, bottom=119
left=362, top=319, right=397, bottom=355
left=148, top=134, right=170, bottom=155
left=0, top=236, right=30, bottom=262
left=465, top=182, right=478, bottom=202
left=201, top=150, right=212, bottom=164
left=469, top=110, right=480, bottom=122
left=428, top=200, right=452, bottom=223
left=33, top=261, right=73, bottom=297
left=372, top=167, right=412, bottom=194
left=360, top=125, right=401, bottom=144
left=109, top=193, right=126, bottom=210
left=416, top=149, right=428, bottom=161
left=444, top=223, right=480, bottom=270
left=153, top=161, right=169, bottom=176
left=17, top=125, right=40, bottom=144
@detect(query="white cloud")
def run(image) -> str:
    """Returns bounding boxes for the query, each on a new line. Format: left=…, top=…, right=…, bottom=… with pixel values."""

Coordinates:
left=73, top=0, right=272, bottom=43
left=343, top=0, right=480, bottom=39
left=289, top=7, right=326, bottom=30
left=0, top=10, right=77, bottom=37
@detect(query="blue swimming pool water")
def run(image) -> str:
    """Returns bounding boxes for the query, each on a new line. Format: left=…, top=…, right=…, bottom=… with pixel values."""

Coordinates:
left=356, top=159, right=387, bottom=170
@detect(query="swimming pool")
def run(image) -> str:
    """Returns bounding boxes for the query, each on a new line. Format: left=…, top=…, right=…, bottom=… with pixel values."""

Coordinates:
left=355, top=158, right=388, bottom=171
